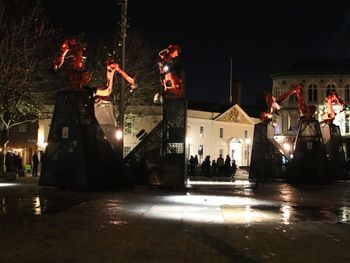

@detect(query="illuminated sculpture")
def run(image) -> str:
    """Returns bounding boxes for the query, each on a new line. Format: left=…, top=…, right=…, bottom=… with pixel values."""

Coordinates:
left=53, top=38, right=135, bottom=146
left=41, top=38, right=136, bottom=189
left=321, top=90, right=348, bottom=123
left=260, top=84, right=316, bottom=124
left=154, top=44, right=183, bottom=103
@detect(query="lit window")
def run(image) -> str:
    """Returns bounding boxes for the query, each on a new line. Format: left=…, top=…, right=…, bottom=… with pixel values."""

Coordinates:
left=308, top=84, right=318, bottom=102
left=219, top=128, right=223, bottom=138
left=200, top=126, right=204, bottom=137
left=123, top=146, right=131, bottom=157
left=198, top=145, right=203, bottom=156
left=125, top=122, right=132, bottom=134
left=326, top=84, right=336, bottom=96
left=289, top=85, right=297, bottom=103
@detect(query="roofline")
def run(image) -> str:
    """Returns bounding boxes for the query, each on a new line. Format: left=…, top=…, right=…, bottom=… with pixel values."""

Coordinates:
left=271, top=70, right=350, bottom=79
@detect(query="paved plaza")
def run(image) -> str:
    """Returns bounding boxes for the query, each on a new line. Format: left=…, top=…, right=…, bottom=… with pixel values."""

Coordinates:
left=1, top=172, right=350, bottom=263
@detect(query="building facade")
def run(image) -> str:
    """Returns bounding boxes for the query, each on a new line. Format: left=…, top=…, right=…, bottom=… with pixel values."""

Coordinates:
left=271, top=58, right=350, bottom=136
left=122, top=103, right=258, bottom=167
left=0, top=122, right=38, bottom=166
left=29, top=102, right=258, bottom=169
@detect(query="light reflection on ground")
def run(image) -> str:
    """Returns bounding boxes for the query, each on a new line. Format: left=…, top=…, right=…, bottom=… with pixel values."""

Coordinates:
left=142, top=194, right=285, bottom=224
left=0, top=182, right=18, bottom=187
left=187, top=180, right=252, bottom=186
left=1, top=178, right=350, bottom=226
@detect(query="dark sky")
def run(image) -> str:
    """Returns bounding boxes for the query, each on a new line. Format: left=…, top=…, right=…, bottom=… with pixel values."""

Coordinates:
left=44, top=0, right=350, bottom=105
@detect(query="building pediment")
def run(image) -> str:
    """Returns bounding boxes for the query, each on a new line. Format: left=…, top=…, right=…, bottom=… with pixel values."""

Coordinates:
left=214, top=104, right=254, bottom=124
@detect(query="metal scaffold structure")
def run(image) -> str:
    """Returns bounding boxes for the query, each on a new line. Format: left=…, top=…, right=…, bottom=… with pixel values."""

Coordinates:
left=124, top=44, right=187, bottom=188
left=249, top=84, right=349, bottom=183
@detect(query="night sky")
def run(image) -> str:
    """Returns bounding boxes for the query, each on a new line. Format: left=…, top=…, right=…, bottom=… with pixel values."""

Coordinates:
left=44, top=0, right=350, bottom=105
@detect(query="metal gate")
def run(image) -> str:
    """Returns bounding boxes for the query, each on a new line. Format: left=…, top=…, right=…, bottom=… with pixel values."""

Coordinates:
left=124, top=98, right=187, bottom=188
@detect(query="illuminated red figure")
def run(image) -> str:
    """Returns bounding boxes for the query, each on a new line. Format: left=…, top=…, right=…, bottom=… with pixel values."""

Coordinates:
left=261, top=84, right=316, bottom=123
left=53, top=38, right=135, bottom=95
left=321, top=90, right=347, bottom=123
left=95, top=59, right=135, bottom=99
left=53, top=38, right=90, bottom=90
left=158, top=44, right=183, bottom=97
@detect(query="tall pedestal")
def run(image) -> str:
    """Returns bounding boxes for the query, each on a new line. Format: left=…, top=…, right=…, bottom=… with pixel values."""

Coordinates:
left=320, top=122, right=347, bottom=180
left=39, top=91, right=120, bottom=190
left=288, top=119, right=329, bottom=183
left=124, top=98, right=187, bottom=188
left=249, top=122, right=286, bottom=180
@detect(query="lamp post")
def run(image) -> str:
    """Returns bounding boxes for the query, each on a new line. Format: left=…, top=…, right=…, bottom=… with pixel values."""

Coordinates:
left=117, top=0, right=128, bottom=157
left=245, top=138, right=251, bottom=166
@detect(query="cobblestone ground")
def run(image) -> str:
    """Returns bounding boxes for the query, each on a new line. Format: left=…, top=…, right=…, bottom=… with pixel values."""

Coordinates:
left=0, top=176, right=350, bottom=263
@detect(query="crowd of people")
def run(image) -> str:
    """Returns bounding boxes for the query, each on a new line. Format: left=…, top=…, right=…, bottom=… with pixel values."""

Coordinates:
left=4, top=152, right=25, bottom=176
left=188, top=154, right=237, bottom=179
left=1, top=151, right=40, bottom=177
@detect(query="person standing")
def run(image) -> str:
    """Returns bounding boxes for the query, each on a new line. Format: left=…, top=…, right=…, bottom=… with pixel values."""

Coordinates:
left=224, top=155, right=232, bottom=177
left=231, top=160, right=237, bottom=180
left=188, top=156, right=196, bottom=177
left=211, top=159, right=217, bottom=176
left=32, top=152, right=39, bottom=177
left=217, top=154, right=224, bottom=177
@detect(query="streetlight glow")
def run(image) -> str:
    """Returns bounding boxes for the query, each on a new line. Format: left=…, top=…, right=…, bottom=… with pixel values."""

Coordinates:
left=283, top=142, right=292, bottom=151
left=116, top=130, right=123, bottom=140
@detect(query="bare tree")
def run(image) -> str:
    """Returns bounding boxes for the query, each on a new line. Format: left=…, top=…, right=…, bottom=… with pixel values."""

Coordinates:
left=0, top=0, right=59, bottom=153
left=87, top=29, right=160, bottom=127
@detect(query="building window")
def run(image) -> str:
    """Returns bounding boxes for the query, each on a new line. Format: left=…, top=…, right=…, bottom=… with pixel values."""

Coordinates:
left=308, top=84, right=317, bottom=102
left=18, top=124, right=28, bottom=133
left=199, top=126, right=204, bottom=137
left=123, top=146, right=131, bottom=157
left=345, top=84, right=350, bottom=102
left=346, top=115, right=350, bottom=134
left=219, top=149, right=223, bottom=156
left=125, top=122, right=132, bottom=134
left=219, top=128, right=223, bottom=138
left=289, top=85, right=297, bottom=102
left=244, top=130, right=248, bottom=139
left=326, top=84, right=336, bottom=96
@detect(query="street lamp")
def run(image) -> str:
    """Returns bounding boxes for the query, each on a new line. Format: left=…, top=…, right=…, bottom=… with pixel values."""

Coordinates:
left=116, top=129, right=123, bottom=141
left=117, top=0, right=128, bottom=159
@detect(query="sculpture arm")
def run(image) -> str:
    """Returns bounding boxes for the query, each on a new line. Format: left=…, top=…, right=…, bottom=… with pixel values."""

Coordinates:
left=116, top=67, right=135, bottom=85
left=53, top=41, right=70, bottom=70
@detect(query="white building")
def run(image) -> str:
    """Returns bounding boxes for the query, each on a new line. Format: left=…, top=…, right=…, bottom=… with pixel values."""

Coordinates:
left=123, top=103, right=259, bottom=167
left=37, top=101, right=259, bottom=167
left=271, top=58, right=350, bottom=136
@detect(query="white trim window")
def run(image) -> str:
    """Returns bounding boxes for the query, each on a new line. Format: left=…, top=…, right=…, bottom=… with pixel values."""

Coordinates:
left=200, top=126, right=204, bottom=137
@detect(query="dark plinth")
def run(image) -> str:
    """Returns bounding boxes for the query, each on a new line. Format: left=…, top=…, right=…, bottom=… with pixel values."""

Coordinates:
left=320, top=123, right=348, bottom=180
left=124, top=98, right=187, bottom=189
left=287, top=119, right=329, bottom=183
left=249, top=122, right=286, bottom=181
left=39, top=90, right=120, bottom=190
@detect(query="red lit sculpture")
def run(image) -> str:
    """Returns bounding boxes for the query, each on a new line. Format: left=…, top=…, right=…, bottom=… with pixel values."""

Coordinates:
left=53, top=38, right=135, bottom=95
left=321, top=90, right=347, bottom=123
left=261, top=84, right=317, bottom=123
left=158, top=44, right=183, bottom=97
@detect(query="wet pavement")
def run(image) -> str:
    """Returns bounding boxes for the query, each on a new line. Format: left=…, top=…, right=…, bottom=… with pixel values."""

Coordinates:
left=1, top=176, right=350, bottom=262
